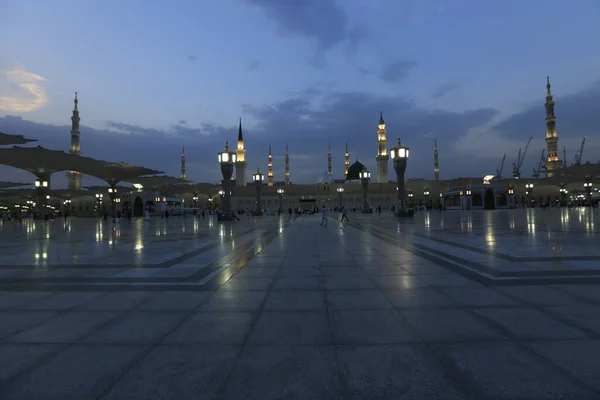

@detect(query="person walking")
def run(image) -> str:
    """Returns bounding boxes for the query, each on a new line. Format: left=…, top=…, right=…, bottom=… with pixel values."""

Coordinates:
left=320, top=205, right=328, bottom=226
left=340, top=206, right=350, bottom=223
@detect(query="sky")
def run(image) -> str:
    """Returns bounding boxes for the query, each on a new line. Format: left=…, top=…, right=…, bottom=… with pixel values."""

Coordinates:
left=1, top=0, right=600, bottom=187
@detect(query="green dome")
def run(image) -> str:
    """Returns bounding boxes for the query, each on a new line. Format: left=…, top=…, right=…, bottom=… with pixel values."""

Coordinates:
left=346, top=160, right=366, bottom=181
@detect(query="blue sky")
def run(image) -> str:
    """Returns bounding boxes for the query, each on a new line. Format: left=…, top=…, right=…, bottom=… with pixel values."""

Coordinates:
left=1, top=0, right=600, bottom=186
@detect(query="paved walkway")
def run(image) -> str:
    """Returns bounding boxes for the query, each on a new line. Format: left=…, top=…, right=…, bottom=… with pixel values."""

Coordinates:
left=2, top=212, right=600, bottom=399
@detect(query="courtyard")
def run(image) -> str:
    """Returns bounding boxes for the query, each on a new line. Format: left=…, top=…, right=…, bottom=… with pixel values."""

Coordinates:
left=1, top=209, right=600, bottom=399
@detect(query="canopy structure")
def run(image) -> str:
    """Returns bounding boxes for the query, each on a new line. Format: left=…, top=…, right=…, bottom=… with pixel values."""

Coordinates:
left=0, top=181, right=30, bottom=190
left=0, top=189, right=35, bottom=200
left=0, top=131, right=37, bottom=146
left=47, top=189, right=95, bottom=199
left=99, top=162, right=164, bottom=187
left=0, top=146, right=162, bottom=184
left=157, top=183, right=221, bottom=196
left=129, top=175, right=189, bottom=189
left=86, top=185, right=133, bottom=194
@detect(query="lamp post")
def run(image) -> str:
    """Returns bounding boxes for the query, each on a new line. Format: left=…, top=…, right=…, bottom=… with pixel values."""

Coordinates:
left=107, top=186, right=119, bottom=215
left=408, top=190, right=413, bottom=207
left=208, top=197, right=213, bottom=210
left=252, top=169, right=264, bottom=216
left=559, top=185, right=567, bottom=205
left=63, top=198, right=72, bottom=214
left=465, top=189, right=472, bottom=210
left=359, top=168, right=371, bottom=213
left=525, top=183, right=534, bottom=206
left=277, top=188, right=284, bottom=213
left=217, top=141, right=237, bottom=221
left=423, top=190, right=430, bottom=207
left=95, top=193, right=103, bottom=215
left=34, top=177, right=50, bottom=218
left=508, top=186, right=514, bottom=208
left=336, top=187, right=344, bottom=210
left=192, top=194, right=198, bottom=209
left=584, top=180, right=592, bottom=206
left=390, top=137, right=412, bottom=217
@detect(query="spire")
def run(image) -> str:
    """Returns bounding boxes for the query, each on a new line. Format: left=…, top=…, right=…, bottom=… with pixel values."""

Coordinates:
left=344, top=142, right=350, bottom=178
left=180, top=145, right=186, bottom=180
left=67, top=91, right=82, bottom=190
left=327, top=142, right=332, bottom=179
left=237, top=117, right=243, bottom=141
left=379, top=111, right=384, bottom=125
left=267, top=145, right=274, bottom=186
left=225, top=140, right=229, bottom=151
left=433, top=139, right=440, bottom=181
left=285, top=144, right=290, bottom=185
left=544, top=76, right=562, bottom=176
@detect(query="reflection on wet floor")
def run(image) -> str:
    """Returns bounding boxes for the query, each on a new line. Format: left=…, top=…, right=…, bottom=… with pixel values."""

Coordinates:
left=0, top=216, right=285, bottom=267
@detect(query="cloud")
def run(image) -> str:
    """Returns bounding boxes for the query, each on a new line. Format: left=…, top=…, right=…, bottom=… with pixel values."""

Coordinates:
left=380, top=60, right=418, bottom=83
left=432, top=82, right=461, bottom=98
left=178, top=120, right=187, bottom=125
left=187, top=56, right=198, bottom=62
left=246, top=60, right=261, bottom=71
left=0, top=67, right=48, bottom=113
left=244, top=0, right=365, bottom=65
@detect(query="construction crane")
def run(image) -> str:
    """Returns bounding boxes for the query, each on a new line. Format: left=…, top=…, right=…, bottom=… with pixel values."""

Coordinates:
left=512, top=136, right=532, bottom=179
left=574, top=138, right=586, bottom=166
left=532, top=149, right=545, bottom=178
left=563, top=146, right=567, bottom=167
left=496, top=154, right=506, bottom=178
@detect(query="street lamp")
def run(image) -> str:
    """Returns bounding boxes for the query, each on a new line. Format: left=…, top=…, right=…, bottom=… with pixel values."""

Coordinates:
left=584, top=180, right=593, bottom=205
left=390, top=137, right=412, bottom=217
left=559, top=185, right=568, bottom=205
left=277, top=188, right=285, bottom=212
left=33, top=177, right=50, bottom=218
left=217, top=141, right=236, bottom=221
left=407, top=190, right=414, bottom=207
left=359, top=168, right=371, bottom=213
left=423, top=190, right=430, bottom=207
left=95, top=193, right=103, bottom=214
left=525, top=183, right=534, bottom=206
left=252, top=169, right=264, bottom=215
left=192, top=194, right=198, bottom=208
left=336, top=187, right=344, bottom=209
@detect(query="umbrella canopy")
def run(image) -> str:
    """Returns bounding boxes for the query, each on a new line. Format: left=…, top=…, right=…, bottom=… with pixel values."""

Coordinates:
left=0, top=146, right=162, bottom=184
left=0, top=131, right=37, bottom=146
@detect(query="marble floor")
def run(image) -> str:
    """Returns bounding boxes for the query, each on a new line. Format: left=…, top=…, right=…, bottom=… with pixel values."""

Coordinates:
left=2, top=210, right=600, bottom=399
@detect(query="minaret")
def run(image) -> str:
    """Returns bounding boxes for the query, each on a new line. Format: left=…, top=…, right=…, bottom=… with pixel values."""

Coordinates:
left=67, top=92, right=82, bottom=190
left=327, top=142, right=332, bottom=180
left=544, top=77, right=562, bottom=177
left=376, top=111, right=389, bottom=183
left=433, top=139, right=440, bottom=181
left=344, top=142, right=350, bottom=178
left=285, top=144, right=290, bottom=184
left=235, top=118, right=247, bottom=186
left=180, top=146, right=186, bottom=180
left=267, top=145, right=274, bottom=186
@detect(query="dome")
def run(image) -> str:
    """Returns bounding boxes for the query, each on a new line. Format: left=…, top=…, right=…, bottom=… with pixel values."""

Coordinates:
left=316, top=171, right=331, bottom=183
left=346, top=160, right=366, bottom=181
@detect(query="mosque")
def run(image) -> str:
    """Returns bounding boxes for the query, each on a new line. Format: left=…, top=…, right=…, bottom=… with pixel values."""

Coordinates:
left=0, top=78, right=598, bottom=217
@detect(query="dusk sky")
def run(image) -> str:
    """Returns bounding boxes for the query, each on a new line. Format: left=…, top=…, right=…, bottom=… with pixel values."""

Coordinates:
left=1, top=0, right=600, bottom=187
